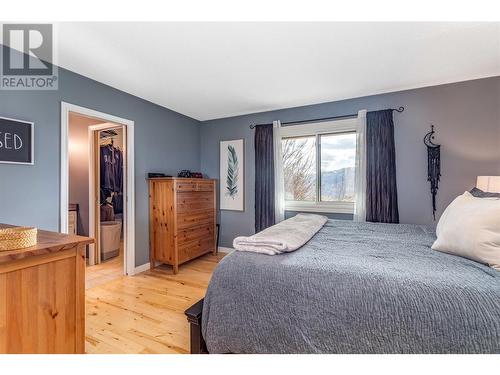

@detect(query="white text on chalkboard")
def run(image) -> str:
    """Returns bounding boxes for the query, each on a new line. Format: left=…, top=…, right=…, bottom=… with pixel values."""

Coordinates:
left=0, top=132, right=23, bottom=150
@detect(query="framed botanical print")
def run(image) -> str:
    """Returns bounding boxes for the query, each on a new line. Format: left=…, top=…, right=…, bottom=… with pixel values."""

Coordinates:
left=219, top=139, right=244, bottom=211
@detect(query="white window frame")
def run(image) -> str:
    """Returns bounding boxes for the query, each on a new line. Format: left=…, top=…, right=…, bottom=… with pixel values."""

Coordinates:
left=279, top=118, right=357, bottom=214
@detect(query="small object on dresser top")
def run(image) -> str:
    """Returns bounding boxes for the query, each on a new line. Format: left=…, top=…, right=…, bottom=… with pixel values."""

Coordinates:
left=148, top=172, right=170, bottom=178
left=177, top=170, right=203, bottom=178
left=0, top=226, right=37, bottom=251
left=178, top=170, right=192, bottom=178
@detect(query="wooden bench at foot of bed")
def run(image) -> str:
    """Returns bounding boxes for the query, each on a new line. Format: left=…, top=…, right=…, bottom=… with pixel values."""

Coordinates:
left=185, top=298, right=208, bottom=354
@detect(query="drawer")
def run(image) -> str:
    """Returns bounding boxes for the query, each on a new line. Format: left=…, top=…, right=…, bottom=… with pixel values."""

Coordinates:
left=175, top=181, right=197, bottom=192
left=196, top=182, right=214, bottom=192
left=176, top=191, right=214, bottom=213
left=177, top=209, right=214, bottom=230
left=178, top=237, right=214, bottom=264
left=177, top=223, right=214, bottom=243
left=175, top=180, right=214, bottom=192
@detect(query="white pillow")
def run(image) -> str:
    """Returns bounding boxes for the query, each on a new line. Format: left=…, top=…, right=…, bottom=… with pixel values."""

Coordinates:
left=435, top=191, right=472, bottom=237
left=432, top=192, right=500, bottom=270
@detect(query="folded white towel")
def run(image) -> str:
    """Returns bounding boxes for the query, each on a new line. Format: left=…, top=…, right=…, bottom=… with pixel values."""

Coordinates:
left=233, top=213, right=328, bottom=255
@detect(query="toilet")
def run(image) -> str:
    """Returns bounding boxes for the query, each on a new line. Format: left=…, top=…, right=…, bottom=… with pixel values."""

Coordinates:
left=100, top=220, right=122, bottom=261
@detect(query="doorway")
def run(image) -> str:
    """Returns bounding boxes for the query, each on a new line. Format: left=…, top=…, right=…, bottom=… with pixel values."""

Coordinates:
left=61, top=102, right=135, bottom=279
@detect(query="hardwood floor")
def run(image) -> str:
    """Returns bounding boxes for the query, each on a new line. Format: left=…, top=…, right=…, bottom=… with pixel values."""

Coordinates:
left=86, top=242, right=124, bottom=289
left=85, top=252, right=225, bottom=354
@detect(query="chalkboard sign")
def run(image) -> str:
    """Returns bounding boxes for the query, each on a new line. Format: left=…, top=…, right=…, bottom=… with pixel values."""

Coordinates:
left=0, top=116, right=34, bottom=165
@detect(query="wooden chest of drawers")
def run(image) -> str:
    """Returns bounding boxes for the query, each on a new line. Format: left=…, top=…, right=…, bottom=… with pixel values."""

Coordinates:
left=148, top=177, right=217, bottom=274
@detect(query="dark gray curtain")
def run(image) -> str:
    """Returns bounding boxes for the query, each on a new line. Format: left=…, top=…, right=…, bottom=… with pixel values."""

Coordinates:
left=255, top=124, right=275, bottom=232
left=366, top=110, right=399, bottom=223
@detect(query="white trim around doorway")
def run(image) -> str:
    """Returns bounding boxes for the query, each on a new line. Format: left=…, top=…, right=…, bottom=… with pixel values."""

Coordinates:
left=60, top=102, right=136, bottom=276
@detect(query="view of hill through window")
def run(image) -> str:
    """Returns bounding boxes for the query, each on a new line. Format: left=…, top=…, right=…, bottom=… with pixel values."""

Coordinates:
left=282, top=132, right=356, bottom=203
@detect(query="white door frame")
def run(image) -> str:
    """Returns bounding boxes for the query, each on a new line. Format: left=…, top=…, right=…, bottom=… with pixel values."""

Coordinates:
left=60, top=102, right=136, bottom=276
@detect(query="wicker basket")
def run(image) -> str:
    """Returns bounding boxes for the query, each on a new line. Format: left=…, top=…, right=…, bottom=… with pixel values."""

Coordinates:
left=0, top=227, right=38, bottom=251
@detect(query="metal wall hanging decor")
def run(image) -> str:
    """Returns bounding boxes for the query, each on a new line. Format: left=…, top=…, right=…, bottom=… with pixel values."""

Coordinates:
left=423, top=125, right=441, bottom=220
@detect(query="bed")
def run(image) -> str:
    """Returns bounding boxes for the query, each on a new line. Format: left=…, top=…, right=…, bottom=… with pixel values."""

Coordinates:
left=186, top=220, right=500, bottom=354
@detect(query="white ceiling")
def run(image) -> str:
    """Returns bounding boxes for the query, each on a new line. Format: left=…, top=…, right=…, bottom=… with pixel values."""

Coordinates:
left=54, top=22, right=500, bottom=121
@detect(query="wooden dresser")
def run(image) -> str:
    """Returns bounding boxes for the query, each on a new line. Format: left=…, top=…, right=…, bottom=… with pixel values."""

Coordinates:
left=0, top=224, right=93, bottom=354
left=148, top=177, right=217, bottom=274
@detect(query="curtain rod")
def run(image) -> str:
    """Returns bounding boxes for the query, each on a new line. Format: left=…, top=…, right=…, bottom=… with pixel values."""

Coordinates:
left=249, top=106, right=405, bottom=129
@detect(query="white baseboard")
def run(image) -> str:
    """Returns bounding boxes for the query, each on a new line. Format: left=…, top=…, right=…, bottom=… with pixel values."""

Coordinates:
left=133, top=262, right=150, bottom=275
left=218, top=246, right=234, bottom=253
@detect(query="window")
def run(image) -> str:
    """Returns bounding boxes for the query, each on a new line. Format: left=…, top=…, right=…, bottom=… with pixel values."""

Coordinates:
left=283, top=136, right=316, bottom=201
left=279, top=118, right=357, bottom=213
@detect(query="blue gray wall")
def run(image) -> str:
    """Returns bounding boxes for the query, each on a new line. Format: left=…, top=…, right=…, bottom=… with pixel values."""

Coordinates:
left=201, top=77, right=500, bottom=247
left=1, top=51, right=498, bottom=256
left=0, top=66, right=201, bottom=266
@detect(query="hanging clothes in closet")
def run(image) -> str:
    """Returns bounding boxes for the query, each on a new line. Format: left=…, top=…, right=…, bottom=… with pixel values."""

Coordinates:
left=100, top=142, right=123, bottom=214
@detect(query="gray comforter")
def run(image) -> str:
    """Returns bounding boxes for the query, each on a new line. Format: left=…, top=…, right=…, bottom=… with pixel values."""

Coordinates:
left=202, top=220, right=500, bottom=353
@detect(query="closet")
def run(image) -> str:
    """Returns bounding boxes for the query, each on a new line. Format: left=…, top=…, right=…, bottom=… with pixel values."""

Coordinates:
left=98, top=128, right=124, bottom=262
left=67, top=111, right=129, bottom=284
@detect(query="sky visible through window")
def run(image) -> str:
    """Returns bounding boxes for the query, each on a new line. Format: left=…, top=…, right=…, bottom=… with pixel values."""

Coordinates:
left=321, top=133, right=356, bottom=172
left=320, top=133, right=356, bottom=202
